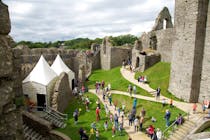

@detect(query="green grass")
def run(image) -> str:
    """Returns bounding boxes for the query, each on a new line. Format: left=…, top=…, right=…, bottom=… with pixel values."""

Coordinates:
left=112, top=94, right=185, bottom=136
left=203, top=127, right=210, bottom=132
left=57, top=93, right=128, bottom=140
left=135, top=62, right=182, bottom=101
left=87, top=67, right=152, bottom=97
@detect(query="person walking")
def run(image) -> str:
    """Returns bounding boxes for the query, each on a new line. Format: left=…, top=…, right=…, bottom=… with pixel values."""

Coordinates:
left=156, top=128, right=162, bottom=140
left=108, top=94, right=112, bottom=106
left=133, top=85, right=136, bottom=96
left=193, top=103, right=197, bottom=114
left=96, top=107, right=100, bottom=121
left=139, top=116, right=144, bottom=131
left=73, top=109, right=79, bottom=124
left=114, top=113, right=119, bottom=130
left=156, top=87, right=161, bottom=100
left=134, top=117, right=139, bottom=132
left=164, top=109, right=171, bottom=127
left=128, top=112, right=133, bottom=126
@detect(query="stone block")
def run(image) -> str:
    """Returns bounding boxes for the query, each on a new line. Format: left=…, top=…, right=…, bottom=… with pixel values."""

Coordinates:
left=0, top=1, right=11, bottom=35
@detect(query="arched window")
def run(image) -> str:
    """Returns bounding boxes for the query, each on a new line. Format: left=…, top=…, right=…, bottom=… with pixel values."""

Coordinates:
left=163, top=19, right=167, bottom=30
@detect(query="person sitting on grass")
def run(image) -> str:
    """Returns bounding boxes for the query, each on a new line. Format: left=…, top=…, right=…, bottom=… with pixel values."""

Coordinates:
left=151, top=116, right=156, bottom=123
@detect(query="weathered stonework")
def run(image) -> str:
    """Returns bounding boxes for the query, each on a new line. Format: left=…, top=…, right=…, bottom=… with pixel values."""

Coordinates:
left=52, top=72, right=71, bottom=113
left=0, top=1, right=11, bottom=35
left=100, top=37, right=132, bottom=70
left=0, top=1, right=23, bottom=139
left=199, top=2, right=210, bottom=102
left=169, top=0, right=209, bottom=102
left=152, top=7, right=173, bottom=31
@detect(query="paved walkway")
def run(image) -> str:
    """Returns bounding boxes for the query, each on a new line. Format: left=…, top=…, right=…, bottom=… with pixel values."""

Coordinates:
left=89, top=68, right=205, bottom=140
left=89, top=89, right=151, bottom=140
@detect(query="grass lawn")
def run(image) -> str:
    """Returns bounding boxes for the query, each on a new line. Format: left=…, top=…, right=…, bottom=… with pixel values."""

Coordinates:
left=135, top=62, right=182, bottom=101
left=87, top=67, right=152, bottom=97
left=111, top=94, right=185, bottom=135
left=57, top=93, right=128, bottom=140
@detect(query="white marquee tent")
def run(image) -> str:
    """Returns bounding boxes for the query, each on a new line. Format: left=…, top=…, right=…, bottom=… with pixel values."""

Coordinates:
left=22, top=55, right=58, bottom=107
left=51, top=54, right=75, bottom=90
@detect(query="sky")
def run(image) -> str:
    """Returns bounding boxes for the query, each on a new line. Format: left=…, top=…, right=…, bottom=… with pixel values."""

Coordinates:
left=3, top=0, right=174, bottom=42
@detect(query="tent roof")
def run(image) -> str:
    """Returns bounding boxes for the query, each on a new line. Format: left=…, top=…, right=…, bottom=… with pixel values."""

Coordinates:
left=51, top=54, right=74, bottom=75
left=22, top=55, right=57, bottom=86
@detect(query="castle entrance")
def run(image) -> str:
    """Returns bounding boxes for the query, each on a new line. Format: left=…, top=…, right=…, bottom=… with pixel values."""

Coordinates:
left=37, top=94, right=46, bottom=111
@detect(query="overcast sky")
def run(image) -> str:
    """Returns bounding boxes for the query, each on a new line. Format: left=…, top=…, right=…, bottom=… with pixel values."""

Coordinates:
left=3, top=0, right=174, bottom=42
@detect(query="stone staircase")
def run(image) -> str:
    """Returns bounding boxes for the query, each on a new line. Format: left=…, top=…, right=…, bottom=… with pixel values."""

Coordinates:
left=23, top=124, right=46, bottom=140
left=167, top=113, right=204, bottom=140
left=167, top=120, right=195, bottom=140
left=42, top=107, right=67, bottom=128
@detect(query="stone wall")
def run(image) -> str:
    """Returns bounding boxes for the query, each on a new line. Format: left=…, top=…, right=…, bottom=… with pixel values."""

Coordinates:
left=156, top=28, right=174, bottom=62
left=169, top=0, right=209, bottom=102
left=22, top=111, right=52, bottom=136
left=100, top=37, right=112, bottom=70
left=52, top=73, right=71, bottom=113
left=0, top=1, right=23, bottom=139
left=111, top=47, right=131, bottom=68
left=199, top=2, right=210, bottom=102
left=140, top=29, right=173, bottom=63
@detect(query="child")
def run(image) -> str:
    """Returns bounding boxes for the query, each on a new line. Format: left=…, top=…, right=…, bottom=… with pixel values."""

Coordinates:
left=104, top=120, right=108, bottom=131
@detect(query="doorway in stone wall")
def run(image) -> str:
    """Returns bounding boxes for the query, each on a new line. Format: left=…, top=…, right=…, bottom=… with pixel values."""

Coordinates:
left=72, top=79, right=75, bottom=90
left=37, top=94, right=46, bottom=111
left=136, top=57, right=140, bottom=68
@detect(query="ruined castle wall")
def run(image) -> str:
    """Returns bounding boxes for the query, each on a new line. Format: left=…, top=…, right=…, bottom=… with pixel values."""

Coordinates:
left=140, top=29, right=173, bottom=63
left=169, top=0, right=209, bottom=102
left=100, top=44, right=111, bottom=70
left=110, top=47, right=131, bottom=68
left=0, top=1, right=23, bottom=139
left=52, top=73, right=71, bottom=113
left=13, top=48, right=80, bottom=80
left=89, top=50, right=101, bottom=70
left=156, top=28, right=174, bottom=62
left=199, top=3, right=210, bottom=102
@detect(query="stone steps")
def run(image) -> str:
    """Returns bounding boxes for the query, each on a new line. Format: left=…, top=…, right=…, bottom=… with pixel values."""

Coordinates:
left=167, top=120, right=195, bottom=140
left=23, top=124, right=46, bottom=140
left=43, top=114, right=66, bottom=128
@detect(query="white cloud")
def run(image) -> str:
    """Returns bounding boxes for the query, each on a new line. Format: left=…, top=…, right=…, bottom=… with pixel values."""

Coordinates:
left=3, top=0, right=174, bottom=42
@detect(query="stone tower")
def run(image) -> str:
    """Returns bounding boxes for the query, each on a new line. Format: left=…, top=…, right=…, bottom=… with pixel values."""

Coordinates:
left=199, top=2, right=210, bottom=102
left=169, top=0, right=209, bottom=102
left=0, top=1, right=23, bottom=139
left=100, top=37, right=112, bottom=70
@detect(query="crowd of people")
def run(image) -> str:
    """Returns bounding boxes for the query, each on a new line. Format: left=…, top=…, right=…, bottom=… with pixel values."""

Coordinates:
left=72, top=76, right=195, bottom=140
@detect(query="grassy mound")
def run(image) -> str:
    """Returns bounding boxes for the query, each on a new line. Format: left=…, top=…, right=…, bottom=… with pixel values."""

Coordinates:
left=57, top=93, right=128, bottom=140
left=87, top=67, right=152, bottom=97
left=135, top=62, right=181, bottom=101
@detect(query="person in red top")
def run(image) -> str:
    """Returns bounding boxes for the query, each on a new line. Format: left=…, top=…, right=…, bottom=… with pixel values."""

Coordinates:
left=146, top=125, right=155, bottom=138
left=96, top=107, right=100, bottom=121
left=193, top=103, right=197, bottom=114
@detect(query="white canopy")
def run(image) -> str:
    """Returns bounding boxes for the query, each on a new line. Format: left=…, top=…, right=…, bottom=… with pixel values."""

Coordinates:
left=22, top=55, right=57, bottom=86
left=51, top=54, right=75, bottom=75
